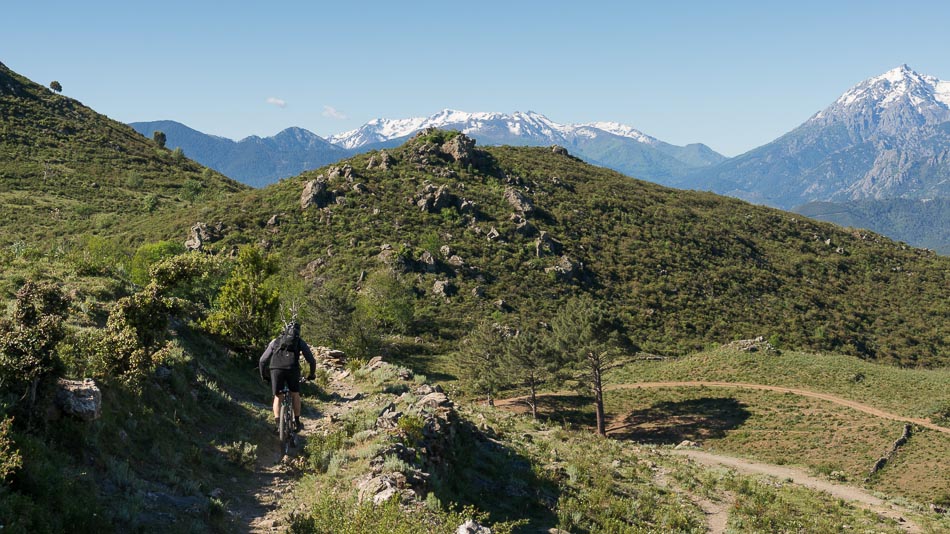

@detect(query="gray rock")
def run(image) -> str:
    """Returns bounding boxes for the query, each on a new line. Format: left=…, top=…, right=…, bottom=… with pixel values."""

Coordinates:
left=439, top=245, right=452, bottom=258
left=504, top=187, right=534, bottom=214
left=551, top=145, right=569, bottom=156
left=366, top=150, right=395, bottom=170
left=433, top=280, right=455, bottom=298
left=184, top=221, right=224, bottom=251
left=418, top=250, right=437, bottom=272
left=441, top=134, right=477, bottom=165
left=544, top=255, right=577, bottom=280
left=535, top=231, right=562, bottom=257
left=300, top=177, right=330, bottom=209
left=456, top=519, right=492, bottom=534
left=54, top=378, right=101, bottom=421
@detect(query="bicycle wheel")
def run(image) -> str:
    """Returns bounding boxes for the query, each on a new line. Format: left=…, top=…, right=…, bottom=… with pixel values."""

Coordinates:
left=279, top=399, right=290, bottom=444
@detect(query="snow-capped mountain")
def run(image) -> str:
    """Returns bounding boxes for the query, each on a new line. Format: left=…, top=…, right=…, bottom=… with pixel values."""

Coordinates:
left=134, top=111, right=725, bottom=188
left=328, top=109, right=723, bottom=184
left=329, top=109, right=660, bottom=150
left=684, top=65, right=950, bottom=208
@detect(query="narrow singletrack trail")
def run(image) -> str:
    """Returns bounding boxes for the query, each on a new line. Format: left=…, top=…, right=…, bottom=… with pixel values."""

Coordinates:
left=673, top=449, right=922, bottom=533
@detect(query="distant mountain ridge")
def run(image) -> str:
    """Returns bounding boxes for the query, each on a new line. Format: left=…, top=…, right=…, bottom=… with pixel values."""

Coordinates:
left=327, top=109, right=726, bottom=183
left=131, top=110, right=725, bottom=188
left=130, top=120, right=346, bottom=188
left=684, top=65, right=950, bottom=208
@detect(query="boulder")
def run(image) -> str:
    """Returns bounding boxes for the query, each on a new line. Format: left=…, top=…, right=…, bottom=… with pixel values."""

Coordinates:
left=54, top=378, right=101, bottom=421
left=724, top=336, right=776, bottom=353
left=535, top=231, right=562, bottom=257
left=352, top=182, right=369, bottom=194
left=366, top=150, right=395, bottom=170
left=418, top=250, right=437, bottom=272
left=439, top=245, right=452, bottom=258
left=674, top=440, right=700, bottom=450
left=486, top=227, right=500, bottom=241
left=184, top=221, right=224, bottom=251
left=456, top=520, right=492, bottom=534
left=418, top=391, right=452, bottom=410
left=433, top=280, right=455, bottom=298
left=440, top=134, right=477, bottom=165
left=504, top=187, right=534, bottom=214
left=551, top=145, right=569, bottom=156
left=510, top=213, right=535, bottom=236
left=544, top=255, right=577, bottom=280
left=300, top=177, right=330, bottom=209
left=447, top=255, right=465, bottom=268
left=266, top=214, right=280, bottom=227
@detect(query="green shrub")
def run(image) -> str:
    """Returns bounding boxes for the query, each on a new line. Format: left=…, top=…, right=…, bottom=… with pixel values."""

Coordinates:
left=130, top=241, right=185, bottom=286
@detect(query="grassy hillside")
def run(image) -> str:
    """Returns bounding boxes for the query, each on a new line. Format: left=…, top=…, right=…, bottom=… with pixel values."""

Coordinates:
left=181, top=130, right=950, bottom=366
left=0, top=61, right=246, bottom=245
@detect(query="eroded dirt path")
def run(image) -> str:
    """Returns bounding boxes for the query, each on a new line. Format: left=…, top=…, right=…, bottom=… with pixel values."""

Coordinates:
left=232, top=369, right=361, bottom=533
left=673, top=449, right=922, bottom=533
left=652, top=464, right=732, bottom=534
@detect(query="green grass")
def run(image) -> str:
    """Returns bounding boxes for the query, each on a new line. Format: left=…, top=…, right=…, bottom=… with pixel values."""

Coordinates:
left=616, top=347, right=950, bottom=418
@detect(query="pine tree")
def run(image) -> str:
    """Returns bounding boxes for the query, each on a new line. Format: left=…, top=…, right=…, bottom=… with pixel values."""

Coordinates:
left=552, top=295, right=623, bottom=436
left=503, top=326, right=558, bottom=419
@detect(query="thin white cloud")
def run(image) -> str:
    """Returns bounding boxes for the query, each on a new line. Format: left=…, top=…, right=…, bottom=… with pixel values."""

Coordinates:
left=322, top=105, right=347, bottom=120
left=266, top=97, right=287, bottom=108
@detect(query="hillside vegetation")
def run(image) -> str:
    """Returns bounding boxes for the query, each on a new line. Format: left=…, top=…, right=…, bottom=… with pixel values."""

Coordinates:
left=0, top=61, right=246, bottom=245
left=183, top=130, right=950, bottom=367
left=1, top=61, right=950, bottom=532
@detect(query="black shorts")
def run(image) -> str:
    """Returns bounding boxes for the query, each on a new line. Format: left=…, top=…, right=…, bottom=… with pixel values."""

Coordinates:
left=270, top=368, right=300, bottom=397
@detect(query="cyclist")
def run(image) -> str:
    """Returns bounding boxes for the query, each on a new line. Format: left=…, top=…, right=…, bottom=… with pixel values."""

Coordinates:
left=259, top=321, right=317, bottom=433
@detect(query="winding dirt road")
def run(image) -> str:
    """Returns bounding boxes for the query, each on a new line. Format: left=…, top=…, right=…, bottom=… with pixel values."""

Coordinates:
left=674, top=448, right=922, bottom=533
left=604, top=382, right=950, bottom=435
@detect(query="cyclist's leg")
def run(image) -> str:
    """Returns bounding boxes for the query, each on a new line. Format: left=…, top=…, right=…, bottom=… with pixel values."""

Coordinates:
left=287, top=368, right=302, bottom=428
left=271, top=369, right=285, bottom=420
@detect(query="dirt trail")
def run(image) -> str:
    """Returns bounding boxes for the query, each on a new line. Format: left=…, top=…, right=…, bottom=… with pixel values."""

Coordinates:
left=673, top=449, right=922, bottom=533
left=233, top=370, right=360, bottom=533
left=652, top=465, right=732, bottom=534
left=605, top=382, right=950, bottom=434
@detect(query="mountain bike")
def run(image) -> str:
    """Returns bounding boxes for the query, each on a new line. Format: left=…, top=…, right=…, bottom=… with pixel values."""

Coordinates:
left=277, top=379, right=307, bottom=456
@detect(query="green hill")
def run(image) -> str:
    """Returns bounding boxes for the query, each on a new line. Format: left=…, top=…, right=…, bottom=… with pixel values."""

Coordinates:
left=0, top=61, right=246, bottom=245
left=795, top=198, right=950, bottom=255
left=186, top=130, right=950, bottom=367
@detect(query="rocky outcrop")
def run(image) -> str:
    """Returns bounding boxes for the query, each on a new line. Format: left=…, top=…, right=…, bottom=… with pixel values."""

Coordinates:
left=327, top=164, right=355, bottom=181
left=184, top=222, right=224, bottom=251
left=366, top=150, right=395, bottom=170
left=551, top=145, right=569, bottom=156
left=504, top=187, right=534, bottom=215
left=53, top=378, right=101, bottom=421
left=724, top=336, right=776, bottom=353
left=441, top=135, right=477, bottom=166
left=300, top=177, right=331, bottom=209
left=544, top=255, right=578, bottom=280
left=535, top=231, right=562, bottom=257
left=433, top=280, right=455, bottom=298
left=510, top=213, right=535, bottom=236
left=414, top=184, right=457, bottom=213
left=456, top=520, right=492, bottom=534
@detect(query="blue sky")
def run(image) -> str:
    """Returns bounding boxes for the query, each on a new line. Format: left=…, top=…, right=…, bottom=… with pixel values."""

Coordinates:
left=4, top=0, right=950, bottom=156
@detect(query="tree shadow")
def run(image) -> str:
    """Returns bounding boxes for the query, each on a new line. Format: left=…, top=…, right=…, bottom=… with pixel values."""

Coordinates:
left=607, top=397, right=751, bottom=444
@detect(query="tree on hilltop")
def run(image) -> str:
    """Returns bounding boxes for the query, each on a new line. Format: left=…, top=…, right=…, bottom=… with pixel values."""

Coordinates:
left=49, top=81, right=62, bottom=93
left=153, top=130, right=166, bottom=148
left=552, top=295, right=625, bottom=436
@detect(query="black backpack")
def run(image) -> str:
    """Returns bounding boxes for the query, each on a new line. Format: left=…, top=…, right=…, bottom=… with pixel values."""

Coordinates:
left=270, top=326, right=299, bottom=369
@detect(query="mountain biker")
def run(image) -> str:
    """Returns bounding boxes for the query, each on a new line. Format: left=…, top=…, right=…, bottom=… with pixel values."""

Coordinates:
left=259, top=321, right=317, bottom=433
